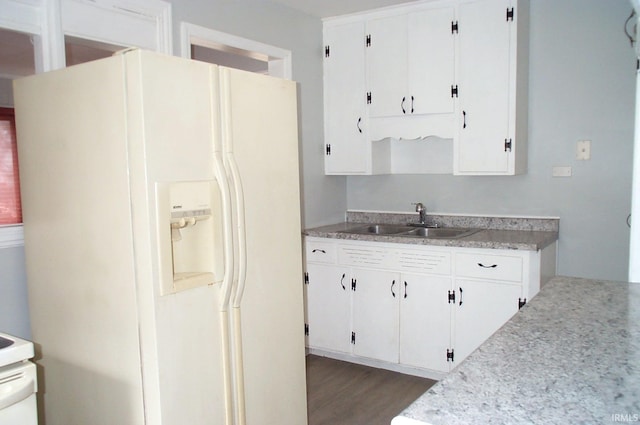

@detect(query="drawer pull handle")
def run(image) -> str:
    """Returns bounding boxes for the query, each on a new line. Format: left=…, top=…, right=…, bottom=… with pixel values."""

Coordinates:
left=477, top=263, right=498, bottom=268
left=391, top=280, right=396, bottom=298
left=312, top=249, right=326, bottom=254
left=340, top=273, right=346, bottom=290
left=459, top=287, right=463, bottom=306
left=404, top=281, right=408, bottom=299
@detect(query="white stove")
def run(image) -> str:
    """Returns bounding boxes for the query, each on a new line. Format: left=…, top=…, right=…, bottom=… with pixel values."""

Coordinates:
left=0, top=333, right=34, bottom=368
left=0, top=333, right=38, bottom=425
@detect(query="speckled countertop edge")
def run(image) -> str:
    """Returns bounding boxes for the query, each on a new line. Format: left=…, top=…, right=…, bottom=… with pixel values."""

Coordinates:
left=395, top=276, right=640, bottom=425
left=304, top=212, right=559, bottom=251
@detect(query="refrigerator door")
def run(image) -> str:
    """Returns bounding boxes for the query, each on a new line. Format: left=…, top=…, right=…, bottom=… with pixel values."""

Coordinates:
left=219, top=67, right=308, bottom=425
left=15, top=56, right=148, bottom=425
left=124, top=51, right=231, bottom=425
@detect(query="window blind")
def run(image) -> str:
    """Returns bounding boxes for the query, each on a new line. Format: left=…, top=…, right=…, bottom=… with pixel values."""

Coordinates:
left=0, top=108, right=22, bottom=225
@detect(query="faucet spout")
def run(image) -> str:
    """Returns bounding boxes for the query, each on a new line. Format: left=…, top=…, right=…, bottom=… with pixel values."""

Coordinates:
left=412, top=202, right=426, bottom=225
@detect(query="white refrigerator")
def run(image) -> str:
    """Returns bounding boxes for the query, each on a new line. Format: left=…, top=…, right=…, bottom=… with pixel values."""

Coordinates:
left=13, top=49, right=308, bottom=425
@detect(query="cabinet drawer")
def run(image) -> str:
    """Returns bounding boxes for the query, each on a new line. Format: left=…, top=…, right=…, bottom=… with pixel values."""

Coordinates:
left=396, top=248, right=451, bottom=275
left=455, top=252, right=523, bottom=283
left=305, top=240, right=337, bottom=264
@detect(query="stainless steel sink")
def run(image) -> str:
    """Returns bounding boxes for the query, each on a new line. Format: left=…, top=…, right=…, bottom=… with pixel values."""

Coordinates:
left=342, top=224, right=414, bottom=235
left=403, top=227, right=479, bottom=239
left=340, top=224, right=480, bottom=239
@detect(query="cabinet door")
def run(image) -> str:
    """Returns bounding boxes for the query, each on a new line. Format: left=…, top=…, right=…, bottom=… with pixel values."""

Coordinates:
left=408, top=7, right=455, bottom=115
left=367, top=8, right=455, bottom=119
left=399, top=274, right=452, bottom=373
left=352, top=269, right=400, bottom=363
left=324, top=21, right=369, bottom=174
left=306, top=263, right=352, bottom=353
left=452, top=279, right=521, bottom=364
left=366, top=14, right=407, bottom=118
left=455, top=0, right=513, bottom=174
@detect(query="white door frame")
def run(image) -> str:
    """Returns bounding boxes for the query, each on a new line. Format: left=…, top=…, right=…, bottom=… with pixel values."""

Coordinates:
left=179, top=22, right=292, bottom=80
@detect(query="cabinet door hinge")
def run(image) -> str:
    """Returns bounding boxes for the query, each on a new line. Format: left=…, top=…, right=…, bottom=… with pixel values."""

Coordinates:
left=325, top=143, right=331, bottom=155
left=451, top=21, right=459, bottom=34
left=366, top=92, right=372, bottom=104
left=506, top=7, right=514, bottom=21
left=446, top=348, right=455, bottom=362
left=504, top=138, right=512, bottom=152
left=304, top=272, right=309, bottom=284
left=451, top=85, right=459, bottom=98
left=351, top=278, right=357, bottom=291
left=351, top=331, right=356, bottom=344
left=519, top=298, right=527, bottom=309
left=324, top=45, right=330, bottom=57
left=305, top=323, right=309, bottom=336
left=448, top=290, right=456, bottom=304
left=366, top=34, right=371, bottom=47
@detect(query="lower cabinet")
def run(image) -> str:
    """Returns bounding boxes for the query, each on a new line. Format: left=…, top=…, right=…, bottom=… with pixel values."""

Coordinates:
left=305, top=263, right=351, bottom=354
left=400, top=273, right=452, bottom=373
left=451, top=279, right=521, bottom=364
left=304, top=237, right=556, bottom=378
left=351, top=269, right=399, bottom=363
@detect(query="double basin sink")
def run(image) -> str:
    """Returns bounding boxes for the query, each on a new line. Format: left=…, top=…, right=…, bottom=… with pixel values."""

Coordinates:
left=340, top=224, right=480, bottom=239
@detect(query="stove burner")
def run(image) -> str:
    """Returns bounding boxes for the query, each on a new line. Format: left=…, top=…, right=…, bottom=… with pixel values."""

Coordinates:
left=0, top=336, right=14, bottom=349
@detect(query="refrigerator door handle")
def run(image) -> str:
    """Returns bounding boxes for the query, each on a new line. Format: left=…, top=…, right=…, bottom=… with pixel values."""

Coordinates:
left=214, top=150, right=235, bottom=312
left=228, top=153, right=247, bottom=309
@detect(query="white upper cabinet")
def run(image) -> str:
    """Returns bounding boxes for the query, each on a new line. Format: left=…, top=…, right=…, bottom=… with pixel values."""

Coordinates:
left=367, top=7, right=455, bottom=119
left=322, top=0, right=529, bottom=176
left=454, top=0, right=528, bottom=175
left=408, top=7, right=456, bottom=116
left=367, top=13, right=407, bottom=119
left=323, top=20, right=372, bottom=175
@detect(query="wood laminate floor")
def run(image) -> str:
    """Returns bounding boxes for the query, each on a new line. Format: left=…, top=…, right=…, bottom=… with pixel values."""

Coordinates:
left=306, top=355, right=436, bottom=425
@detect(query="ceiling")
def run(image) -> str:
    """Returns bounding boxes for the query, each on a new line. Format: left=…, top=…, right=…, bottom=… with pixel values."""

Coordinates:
left=266, top=0, right=416, bottom=18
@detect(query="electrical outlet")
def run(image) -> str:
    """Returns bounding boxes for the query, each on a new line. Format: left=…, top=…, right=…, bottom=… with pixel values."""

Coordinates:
left=576, top=140, right=591, bottom=160
left=552, top=166, right=572, bottom=177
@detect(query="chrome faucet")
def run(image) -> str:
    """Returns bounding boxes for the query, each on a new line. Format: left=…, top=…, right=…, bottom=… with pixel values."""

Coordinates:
left=413, top=202, right=426, bottom=225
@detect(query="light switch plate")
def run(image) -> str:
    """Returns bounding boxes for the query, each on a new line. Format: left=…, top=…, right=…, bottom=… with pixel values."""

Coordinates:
left=552, top=166, right=572, bottom=177
left=576, top=140, right=591, bottom=160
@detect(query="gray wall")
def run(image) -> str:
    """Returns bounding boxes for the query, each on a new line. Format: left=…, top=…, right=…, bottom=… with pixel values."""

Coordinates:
left=0, top=246, right=30, bottom=338
left=347, top=0, right=636, bottom=281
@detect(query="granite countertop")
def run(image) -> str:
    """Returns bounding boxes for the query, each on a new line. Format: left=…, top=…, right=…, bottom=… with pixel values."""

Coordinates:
left=392, top=276, right=640, bottom=425
left=305, top=212, right=559, bottom=251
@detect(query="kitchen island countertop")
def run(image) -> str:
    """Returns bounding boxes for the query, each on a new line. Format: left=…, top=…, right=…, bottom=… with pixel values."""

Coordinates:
left=392, top=276, right=640, bottom=425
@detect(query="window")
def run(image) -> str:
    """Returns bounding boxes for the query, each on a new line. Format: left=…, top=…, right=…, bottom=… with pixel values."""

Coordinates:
left=0, top=108, right=21, bottom=225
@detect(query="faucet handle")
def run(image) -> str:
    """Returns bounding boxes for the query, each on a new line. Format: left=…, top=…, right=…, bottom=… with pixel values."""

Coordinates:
left=412, top=202, right=424, bottom=212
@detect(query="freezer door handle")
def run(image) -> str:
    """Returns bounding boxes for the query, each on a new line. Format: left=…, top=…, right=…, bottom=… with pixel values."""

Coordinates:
left=0, top=374, right=35, bottom=410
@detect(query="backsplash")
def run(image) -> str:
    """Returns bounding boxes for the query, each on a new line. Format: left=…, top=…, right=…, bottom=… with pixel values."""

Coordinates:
left=346, top=211, right=559, bottom=232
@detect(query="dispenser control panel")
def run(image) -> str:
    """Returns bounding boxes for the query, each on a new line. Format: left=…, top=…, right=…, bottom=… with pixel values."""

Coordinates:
left=157, top=180, right=223, bottom=296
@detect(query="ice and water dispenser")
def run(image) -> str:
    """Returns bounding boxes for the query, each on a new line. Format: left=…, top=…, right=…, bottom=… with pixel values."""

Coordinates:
left=157, top=181, right=224, bottom=295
